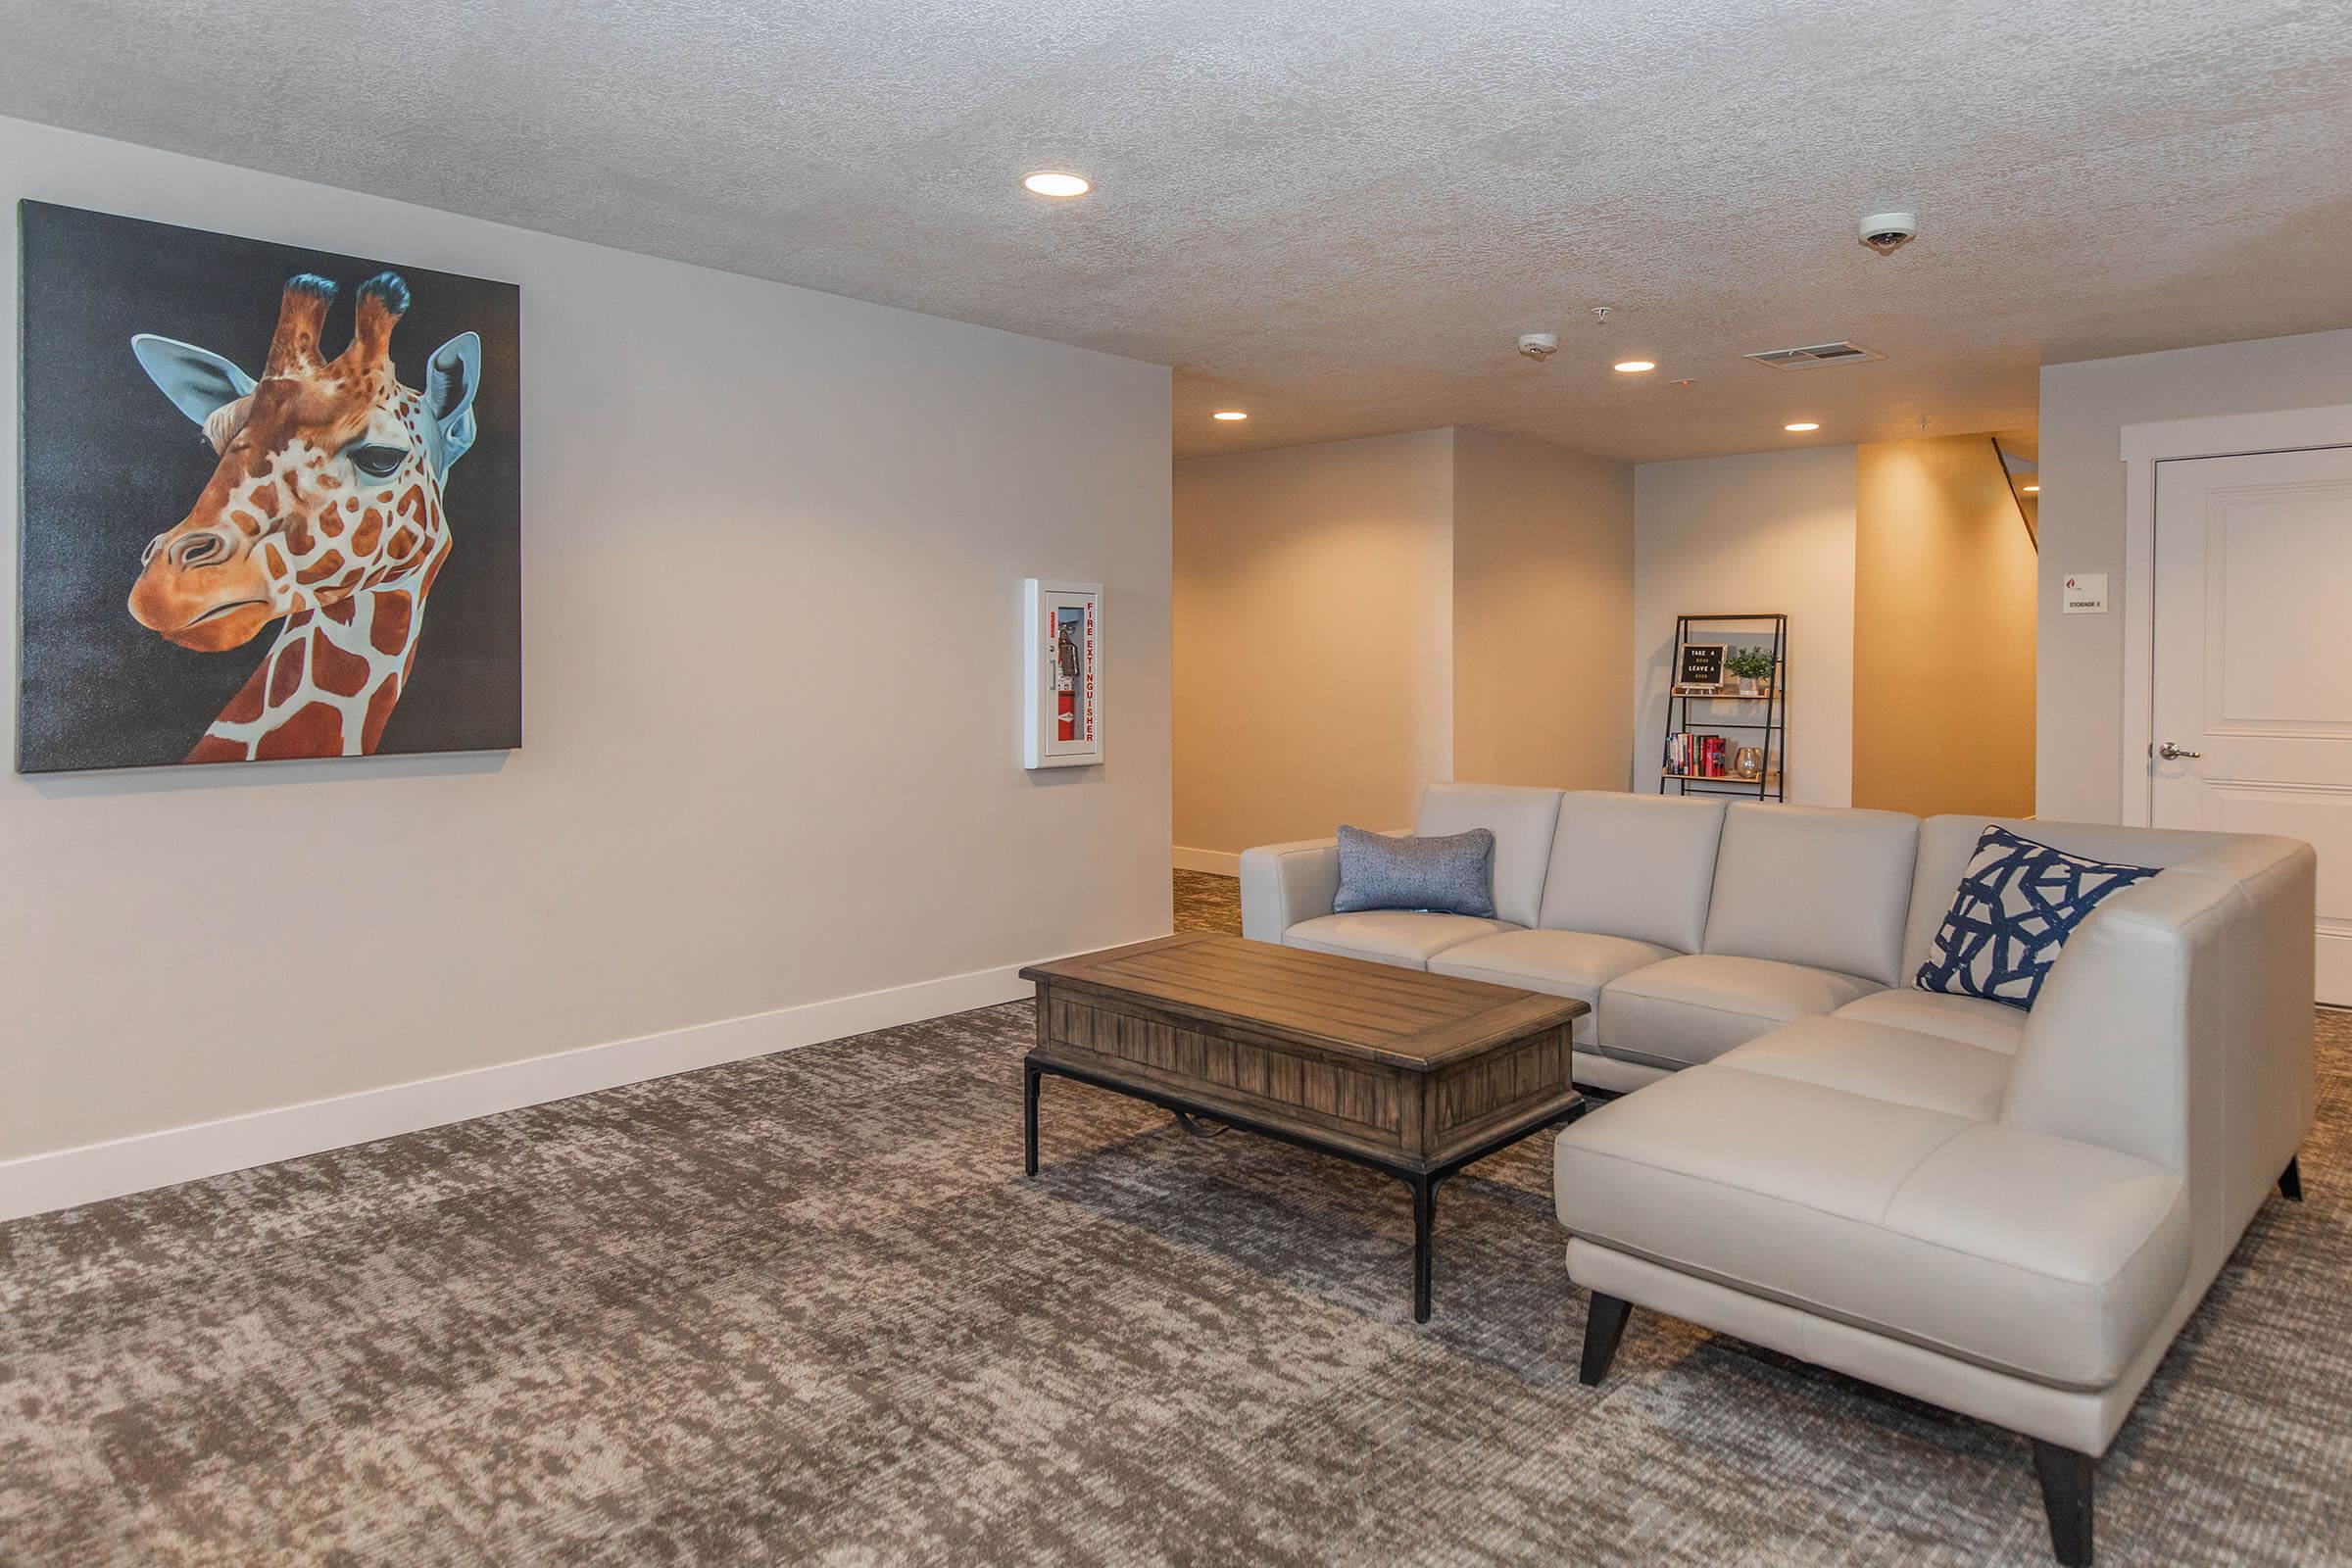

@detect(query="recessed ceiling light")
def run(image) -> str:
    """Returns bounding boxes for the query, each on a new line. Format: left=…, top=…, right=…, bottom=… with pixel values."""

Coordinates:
left=1022, top=172, right=1092, bottom=198
left=1212, top=410, right=1249, bottom=421
left=2021, top=483, right=2040, bottom=493
left=1613, top=360, right=1657, bottom=374
left=1784, top=421, right=1821, bottom=433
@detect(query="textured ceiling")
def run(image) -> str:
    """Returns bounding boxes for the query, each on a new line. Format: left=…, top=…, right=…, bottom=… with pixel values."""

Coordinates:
left=4, top=0, right=2349, bottom=463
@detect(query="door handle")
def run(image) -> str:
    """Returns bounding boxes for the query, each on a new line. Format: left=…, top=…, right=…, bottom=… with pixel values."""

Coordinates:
left=2156, top=741, right=2203, bottom=760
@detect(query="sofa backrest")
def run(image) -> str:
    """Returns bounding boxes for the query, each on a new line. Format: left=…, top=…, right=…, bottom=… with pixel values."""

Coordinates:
left=1702, top=803, right=1920, bottom=986
left=1901, top=815, right=2235, bottom=983
left=1540, top=792, right=1727, bottom=952
left=1416, top=782, right=1564, bottom=928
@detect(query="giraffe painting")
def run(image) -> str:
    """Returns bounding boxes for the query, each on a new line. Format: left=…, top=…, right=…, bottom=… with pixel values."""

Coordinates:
left=128, top=272, right=479, bottom=761
left=16, top=203, right=521, bottom=773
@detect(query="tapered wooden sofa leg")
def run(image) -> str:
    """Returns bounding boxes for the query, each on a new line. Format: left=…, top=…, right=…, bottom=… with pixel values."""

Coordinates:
left=2032, top=1441, right=2095, bottom=1567
left=2279, top=1154, right=2303, bottom=1202
left=1579, top=1293, right=1632, bottom=1387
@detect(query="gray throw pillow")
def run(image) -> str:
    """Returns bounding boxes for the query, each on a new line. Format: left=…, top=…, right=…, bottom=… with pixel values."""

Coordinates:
left=1331, top=824, right=1497, bottom=918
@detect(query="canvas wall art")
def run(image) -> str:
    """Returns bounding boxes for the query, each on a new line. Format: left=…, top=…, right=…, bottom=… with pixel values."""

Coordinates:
left=1022, top=579, right=1102, bottom=768
left=15, top=201, right=522, bottom=772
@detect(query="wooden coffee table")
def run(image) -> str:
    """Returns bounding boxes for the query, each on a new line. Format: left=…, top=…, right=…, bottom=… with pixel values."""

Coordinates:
left=1019, top=933, right=1589, bottom=1322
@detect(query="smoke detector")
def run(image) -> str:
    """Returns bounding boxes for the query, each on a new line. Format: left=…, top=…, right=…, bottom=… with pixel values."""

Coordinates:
left=1858, top=212, right=1919, bottom=255
left=1518, top=332, right=1559, bottom=361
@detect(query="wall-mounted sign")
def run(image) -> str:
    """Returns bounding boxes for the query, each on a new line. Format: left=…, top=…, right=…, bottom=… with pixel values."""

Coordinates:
left=2062, top=572, right=2109, bottom=614
left=1674, top=642, right=1726, bottom=690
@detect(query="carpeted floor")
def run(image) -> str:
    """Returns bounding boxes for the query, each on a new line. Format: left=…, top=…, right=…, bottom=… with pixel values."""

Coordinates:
left=3, top=872, right=2348, bottom=1565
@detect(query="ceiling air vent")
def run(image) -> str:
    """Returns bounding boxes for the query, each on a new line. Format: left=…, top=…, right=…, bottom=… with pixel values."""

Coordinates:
left=1743, top=341, right=1886, bottom=369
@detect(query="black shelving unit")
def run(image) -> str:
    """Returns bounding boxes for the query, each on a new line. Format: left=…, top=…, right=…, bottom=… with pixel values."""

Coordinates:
left=1658, top=612, right=1787, bottom=803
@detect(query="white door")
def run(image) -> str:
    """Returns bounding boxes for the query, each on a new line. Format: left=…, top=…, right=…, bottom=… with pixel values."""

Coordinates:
left=2151, top=446, right=2352, bottom=1004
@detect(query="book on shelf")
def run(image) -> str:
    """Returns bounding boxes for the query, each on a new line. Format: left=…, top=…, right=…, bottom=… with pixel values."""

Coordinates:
left=1666, top=732, right=1736, bottom=778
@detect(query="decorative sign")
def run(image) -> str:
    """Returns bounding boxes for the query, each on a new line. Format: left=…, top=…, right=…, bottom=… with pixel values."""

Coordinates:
left=2062, top=572, right=2109, bottom=614
left=1674, top=642, right=1726, bottom=691
left=1023, top=579, right=1103, bottom=768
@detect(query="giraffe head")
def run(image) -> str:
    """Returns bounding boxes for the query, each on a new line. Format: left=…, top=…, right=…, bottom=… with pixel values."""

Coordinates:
left=126, top=272, right=481, bottom=652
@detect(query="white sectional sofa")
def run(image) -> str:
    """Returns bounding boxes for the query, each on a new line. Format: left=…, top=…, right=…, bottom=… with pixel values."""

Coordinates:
left=1239, top=784, right=2316, bottom=1566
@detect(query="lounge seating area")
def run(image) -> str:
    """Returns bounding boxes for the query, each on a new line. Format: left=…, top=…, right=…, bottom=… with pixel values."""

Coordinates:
left=1245, top=785, right=2317, bottom=1562
left=6, top=5, right=2350, bottom=1565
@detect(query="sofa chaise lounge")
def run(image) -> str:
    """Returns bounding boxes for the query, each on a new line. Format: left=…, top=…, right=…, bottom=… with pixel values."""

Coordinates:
left=1240, top=784, right=2315, bottom=1565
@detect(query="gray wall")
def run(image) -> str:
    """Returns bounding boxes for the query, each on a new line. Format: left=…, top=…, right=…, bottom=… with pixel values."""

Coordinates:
left=0, top=118, right=1174, bottom=1163
left=2036, top=329, right=2352, bottom=821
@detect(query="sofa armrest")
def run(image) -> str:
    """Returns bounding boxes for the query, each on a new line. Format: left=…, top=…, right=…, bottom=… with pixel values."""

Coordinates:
left=2170, top=837, right=2322, bottom=1197
left=2005, top=837, right=2316, bottom=1280
left=1239, top=837, right=1341, bottom=943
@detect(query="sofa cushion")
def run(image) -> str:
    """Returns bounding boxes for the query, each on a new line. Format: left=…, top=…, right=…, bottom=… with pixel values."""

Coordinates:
left=1331, top=823, right=1496, bottom=917
left=1554, top=1064, right=2190, bottom=1388
left=1596, top=954, right=1880, bottom=1069
left=1914, top=825, right=2159, bottom=1009
left=1414, top=783, right=1564, bottom=930
left=1702, top=803, right=1919, bottom=986
left=1428, top=929, right=1677, bottom=1045
left=1283, top=910, right=1518, bottom=969
left=1833, top=988, right=2027, bottom=1054
left=1538, top=792, right=1727, bottom=953
left=1714, top=1016, right=2012, bottom=1120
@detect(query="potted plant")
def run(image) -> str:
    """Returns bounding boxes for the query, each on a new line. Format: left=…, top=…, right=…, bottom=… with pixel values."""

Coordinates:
left=1726, top=647, right=1774, bottom=697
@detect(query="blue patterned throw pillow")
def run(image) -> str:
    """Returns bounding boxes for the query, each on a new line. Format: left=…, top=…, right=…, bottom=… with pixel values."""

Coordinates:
left=1916, top=826, right=2159, bottom=1009
left=1331, top=824, right=1497, bottom=918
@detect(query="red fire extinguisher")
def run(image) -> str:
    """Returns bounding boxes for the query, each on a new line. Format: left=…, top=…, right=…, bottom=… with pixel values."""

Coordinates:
left=1055, top=617, right=1081, bottom=740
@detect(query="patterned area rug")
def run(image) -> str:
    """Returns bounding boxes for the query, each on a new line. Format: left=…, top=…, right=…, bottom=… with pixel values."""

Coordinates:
left=3, top=872, right=2347, bottom=1565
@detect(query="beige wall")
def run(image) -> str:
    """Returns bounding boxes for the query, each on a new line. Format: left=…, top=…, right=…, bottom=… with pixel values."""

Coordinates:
left=1173, top=426, right=1635, bottom=858
left=0, top=118, right=1174, bottom=1166
left=2038, top=328, right=2352, bottom=821
left=1452, top=428, right=1635, bottom=790
left=1173, top=430, right=1454, bottom=856
left=1632, top=447, right=1858, bottom=807
left=1853, top=437, right=2036, bottom=818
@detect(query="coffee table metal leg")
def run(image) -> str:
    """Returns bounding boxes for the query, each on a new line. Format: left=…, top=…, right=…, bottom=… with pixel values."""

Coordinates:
left=1024, top=1064, right=1043, bottom=1177
left=1019, top=1053, right=1579, bottom=1324
left=1409, top=1174, right=1437, bottom=1323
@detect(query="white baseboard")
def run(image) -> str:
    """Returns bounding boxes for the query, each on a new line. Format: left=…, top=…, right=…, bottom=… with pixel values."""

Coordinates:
left=1172, top=846, right=1241, bottom=876
left=0, top=956, right=1070, bottom=1223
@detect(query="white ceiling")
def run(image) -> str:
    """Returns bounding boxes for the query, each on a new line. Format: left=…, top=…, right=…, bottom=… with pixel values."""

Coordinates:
left=5, top=0, right=2349, bottom=463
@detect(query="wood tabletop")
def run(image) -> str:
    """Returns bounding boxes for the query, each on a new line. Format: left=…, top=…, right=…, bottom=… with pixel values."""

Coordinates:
left=1020, top=933, right=1587, bottom=1072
